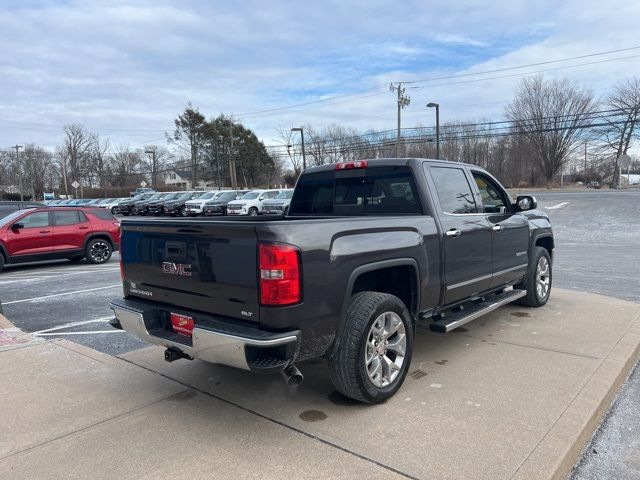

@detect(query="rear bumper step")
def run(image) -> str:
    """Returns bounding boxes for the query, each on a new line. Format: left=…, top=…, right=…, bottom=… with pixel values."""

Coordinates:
left=109, top=298, right=300, bottom=372
left=430, top=289, right=526, bottom=333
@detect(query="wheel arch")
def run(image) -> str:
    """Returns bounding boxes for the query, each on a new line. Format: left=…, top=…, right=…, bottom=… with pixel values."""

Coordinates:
left=83, top=233, right=114, bottom=251
left=337, top=258, right=420, bottom=343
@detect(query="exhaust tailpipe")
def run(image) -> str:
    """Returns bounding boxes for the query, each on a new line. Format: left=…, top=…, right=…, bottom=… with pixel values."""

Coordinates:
left=282, top=364, right=304, bottom=386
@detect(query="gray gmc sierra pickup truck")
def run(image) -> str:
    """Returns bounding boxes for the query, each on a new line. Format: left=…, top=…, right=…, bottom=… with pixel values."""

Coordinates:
left=110, top=158, right=553, bottom=403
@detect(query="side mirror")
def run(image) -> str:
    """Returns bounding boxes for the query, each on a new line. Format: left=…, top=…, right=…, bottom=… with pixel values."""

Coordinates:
left=516, top=195, right=537, bottom=211
left=258, top=196, right=265, bottom=201
left=11, top=222, right=24, bottom=230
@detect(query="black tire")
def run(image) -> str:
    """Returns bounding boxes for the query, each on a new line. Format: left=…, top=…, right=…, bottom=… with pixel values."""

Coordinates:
left=516, top=246, right=552, bottom=307
left=0, top=253, right=5, bottom=273
left=110, top=207, right=117, bottom=214
left=248, top=207, right=259, bottom=216
left=328, top=291, right=414, bottom=404
left=85, top=238, right=112, bottom=264
left=180, top=206, right=187, bottom=217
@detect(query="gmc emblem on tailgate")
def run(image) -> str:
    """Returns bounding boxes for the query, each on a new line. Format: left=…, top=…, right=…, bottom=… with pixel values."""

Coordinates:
left=161, top=262, right=192, bottom=277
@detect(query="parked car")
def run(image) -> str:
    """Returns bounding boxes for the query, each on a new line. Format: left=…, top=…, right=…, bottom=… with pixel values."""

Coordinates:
left=586, top=181, right=601, bottom=189
left=163, top=192, right=203, bottom=217
left=0, top=207, right=120, bottom=272
left=148, top=192, right=181, bottom=215
left=111, top=158, right=553, bottom=403
left=202, top=190, right=249, bottom=216
left=184, top=191, right=221, bottom=216
left=129, top=187, right=155, bottom=197
left=0, top=201, right=46, bottom=220
left=116, top=193, right=155, bottom=216
left=132, top=192, right=169, bottom=216
left=99, top=198, right=127, bottom=214
left=262, top=189, right=294, bottom=215
left=226, top=189, right=280, bottom=216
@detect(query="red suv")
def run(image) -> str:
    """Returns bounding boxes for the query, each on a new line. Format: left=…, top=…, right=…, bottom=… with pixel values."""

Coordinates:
left=0, top=207, right=120, bottom=273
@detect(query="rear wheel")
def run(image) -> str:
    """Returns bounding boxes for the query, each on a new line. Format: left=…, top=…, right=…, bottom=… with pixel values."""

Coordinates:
left=516, top=246, right=552, bottom=307
left=328, top=291, right=413, bottom=404
left=85, top=239, right=112, bottom=264
left=248, top=207, right=259, bottom=216
left=0, top=253, right=5, bottom=273
left=180, top=206, right=187, bottom=217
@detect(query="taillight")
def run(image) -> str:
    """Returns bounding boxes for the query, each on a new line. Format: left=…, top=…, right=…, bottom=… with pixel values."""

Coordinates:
left=336, top=160, right=368, bottom=170
left=259, top=243, right=301, bottom=306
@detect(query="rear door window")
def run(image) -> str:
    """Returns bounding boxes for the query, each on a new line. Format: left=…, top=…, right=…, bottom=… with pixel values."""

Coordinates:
left=429, top=167, right=478, bottom=214
left=290, top=166, right=422, bottom=215
left=53, top=210, right=81, bottom=226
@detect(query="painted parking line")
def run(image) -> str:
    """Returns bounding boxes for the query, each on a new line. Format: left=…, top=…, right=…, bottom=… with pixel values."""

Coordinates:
left=3, top=285, right=121, bottom=305
left=545, top=201, right=570, bottom=210
left=0, top=269, right=120, bottom=284
left=32, top=317, right=113, bottom=335
left=35, top=330, right=126, bottom=336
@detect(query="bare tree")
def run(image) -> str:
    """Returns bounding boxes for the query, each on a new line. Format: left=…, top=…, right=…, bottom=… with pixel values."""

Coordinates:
left=597, top=77, right=640, bottom=188
left=61, top=124, right=93, bottom=197
left=275, top=127, right=303, bottom=173
left=506, top=75, right=597, bottom=189
left=22, top=144, right=52, bottom=199
left=90, top=134, right=111, bottom=197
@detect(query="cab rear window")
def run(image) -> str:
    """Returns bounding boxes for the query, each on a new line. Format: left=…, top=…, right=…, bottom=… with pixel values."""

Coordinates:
left=289, top=166, right=422, bottom=216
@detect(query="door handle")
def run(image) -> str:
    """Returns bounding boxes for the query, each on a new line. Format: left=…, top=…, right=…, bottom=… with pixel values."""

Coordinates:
left=445, top=229, right=461, bottom=237
left=492, top=225, right=502, bottom=232
left=39, top=230, right=50, bottom=234
left=79, top=226, right=89, bottom=230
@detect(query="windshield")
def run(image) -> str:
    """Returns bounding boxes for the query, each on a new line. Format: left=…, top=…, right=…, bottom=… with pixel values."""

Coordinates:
left=191, top=192, right=204, bottom=199
left=129, top=194, right=144, bottom=201
left=198, top=192, right=216, bottom=200
left=214, top=191, right=237, bottom=201
left=275, top=190, right=294, bottom=200
left=177, top=193, right=192, bottom=200
left=242, top=192, right=261, bottom=200
left=147, top=193, right=163, bottom=200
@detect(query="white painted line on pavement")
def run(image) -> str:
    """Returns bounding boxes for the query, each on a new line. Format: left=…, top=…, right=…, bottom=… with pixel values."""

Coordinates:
left=545, top=201, right=570, bottom=210
left=3, top=285, right=121, bottom=305
left=32, top=317, right=112, bottom=335
left=36, top=330, right=126, bottom=336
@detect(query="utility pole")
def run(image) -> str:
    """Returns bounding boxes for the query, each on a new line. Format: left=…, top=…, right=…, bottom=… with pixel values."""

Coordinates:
left=228, top=123, right=238, bottom=189
left=427, top=103, right=440, bottom=159
left=584, top=141, right=587, bottom=183
left=390, top=83, right=410, bottom=158
left=13, top=145, right=23, bottom=201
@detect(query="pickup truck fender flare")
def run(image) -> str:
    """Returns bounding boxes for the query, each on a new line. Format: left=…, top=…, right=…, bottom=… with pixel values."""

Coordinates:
left=337, top=258, right=421, bottom=341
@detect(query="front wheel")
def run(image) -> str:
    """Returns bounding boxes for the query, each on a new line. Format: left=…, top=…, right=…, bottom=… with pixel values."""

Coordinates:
left=248, top=207, right=258, bottom=216
left=85, top=239, right=113, bottom=264
left=516, top=246, right=552, bottom=307
left=0, top=253, right=5, bottom=273
left=110, top=207, right=117, bottom=214
left=328, top=291, right=413, bottom=404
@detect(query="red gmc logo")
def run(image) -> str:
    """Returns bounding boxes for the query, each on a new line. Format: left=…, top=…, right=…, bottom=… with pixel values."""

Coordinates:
left=161, top=262, right=192, bottom=277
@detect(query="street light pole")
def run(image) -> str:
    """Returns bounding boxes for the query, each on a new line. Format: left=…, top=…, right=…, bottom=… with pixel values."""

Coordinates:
left=13, top=145, right=23, bottom=201
left=144, top=149, right=157, bottom=188
left=291, top=127, right=306, bottom=170
left=427, top=103, right=440, bottom=160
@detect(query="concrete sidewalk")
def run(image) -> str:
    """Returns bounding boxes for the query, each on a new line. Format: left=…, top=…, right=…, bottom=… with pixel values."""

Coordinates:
left=1, top=289, right=639, bottom=480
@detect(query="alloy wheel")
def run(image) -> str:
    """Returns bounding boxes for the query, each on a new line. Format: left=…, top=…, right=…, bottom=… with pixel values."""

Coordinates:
left=364, top=311, right=407, bottom=388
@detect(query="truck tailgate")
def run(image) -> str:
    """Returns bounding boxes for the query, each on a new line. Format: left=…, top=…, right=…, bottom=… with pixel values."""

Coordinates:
left=120, top=221, right=259, bottom=322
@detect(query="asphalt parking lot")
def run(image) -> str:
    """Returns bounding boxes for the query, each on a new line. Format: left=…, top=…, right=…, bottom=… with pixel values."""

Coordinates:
left=1, top=188, right=639, bottom=478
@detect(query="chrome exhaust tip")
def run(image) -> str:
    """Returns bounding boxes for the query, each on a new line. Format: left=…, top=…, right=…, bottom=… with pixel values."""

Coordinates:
left=282, top=364, right=304, bottom=386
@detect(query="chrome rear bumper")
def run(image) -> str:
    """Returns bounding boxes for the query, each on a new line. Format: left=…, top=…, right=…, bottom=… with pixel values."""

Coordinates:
left=110, top=299, right=299, bottom=371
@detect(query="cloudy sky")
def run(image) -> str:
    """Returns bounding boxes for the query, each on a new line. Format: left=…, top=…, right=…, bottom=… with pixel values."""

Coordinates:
left=1, top=0, right=639, bottom=150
